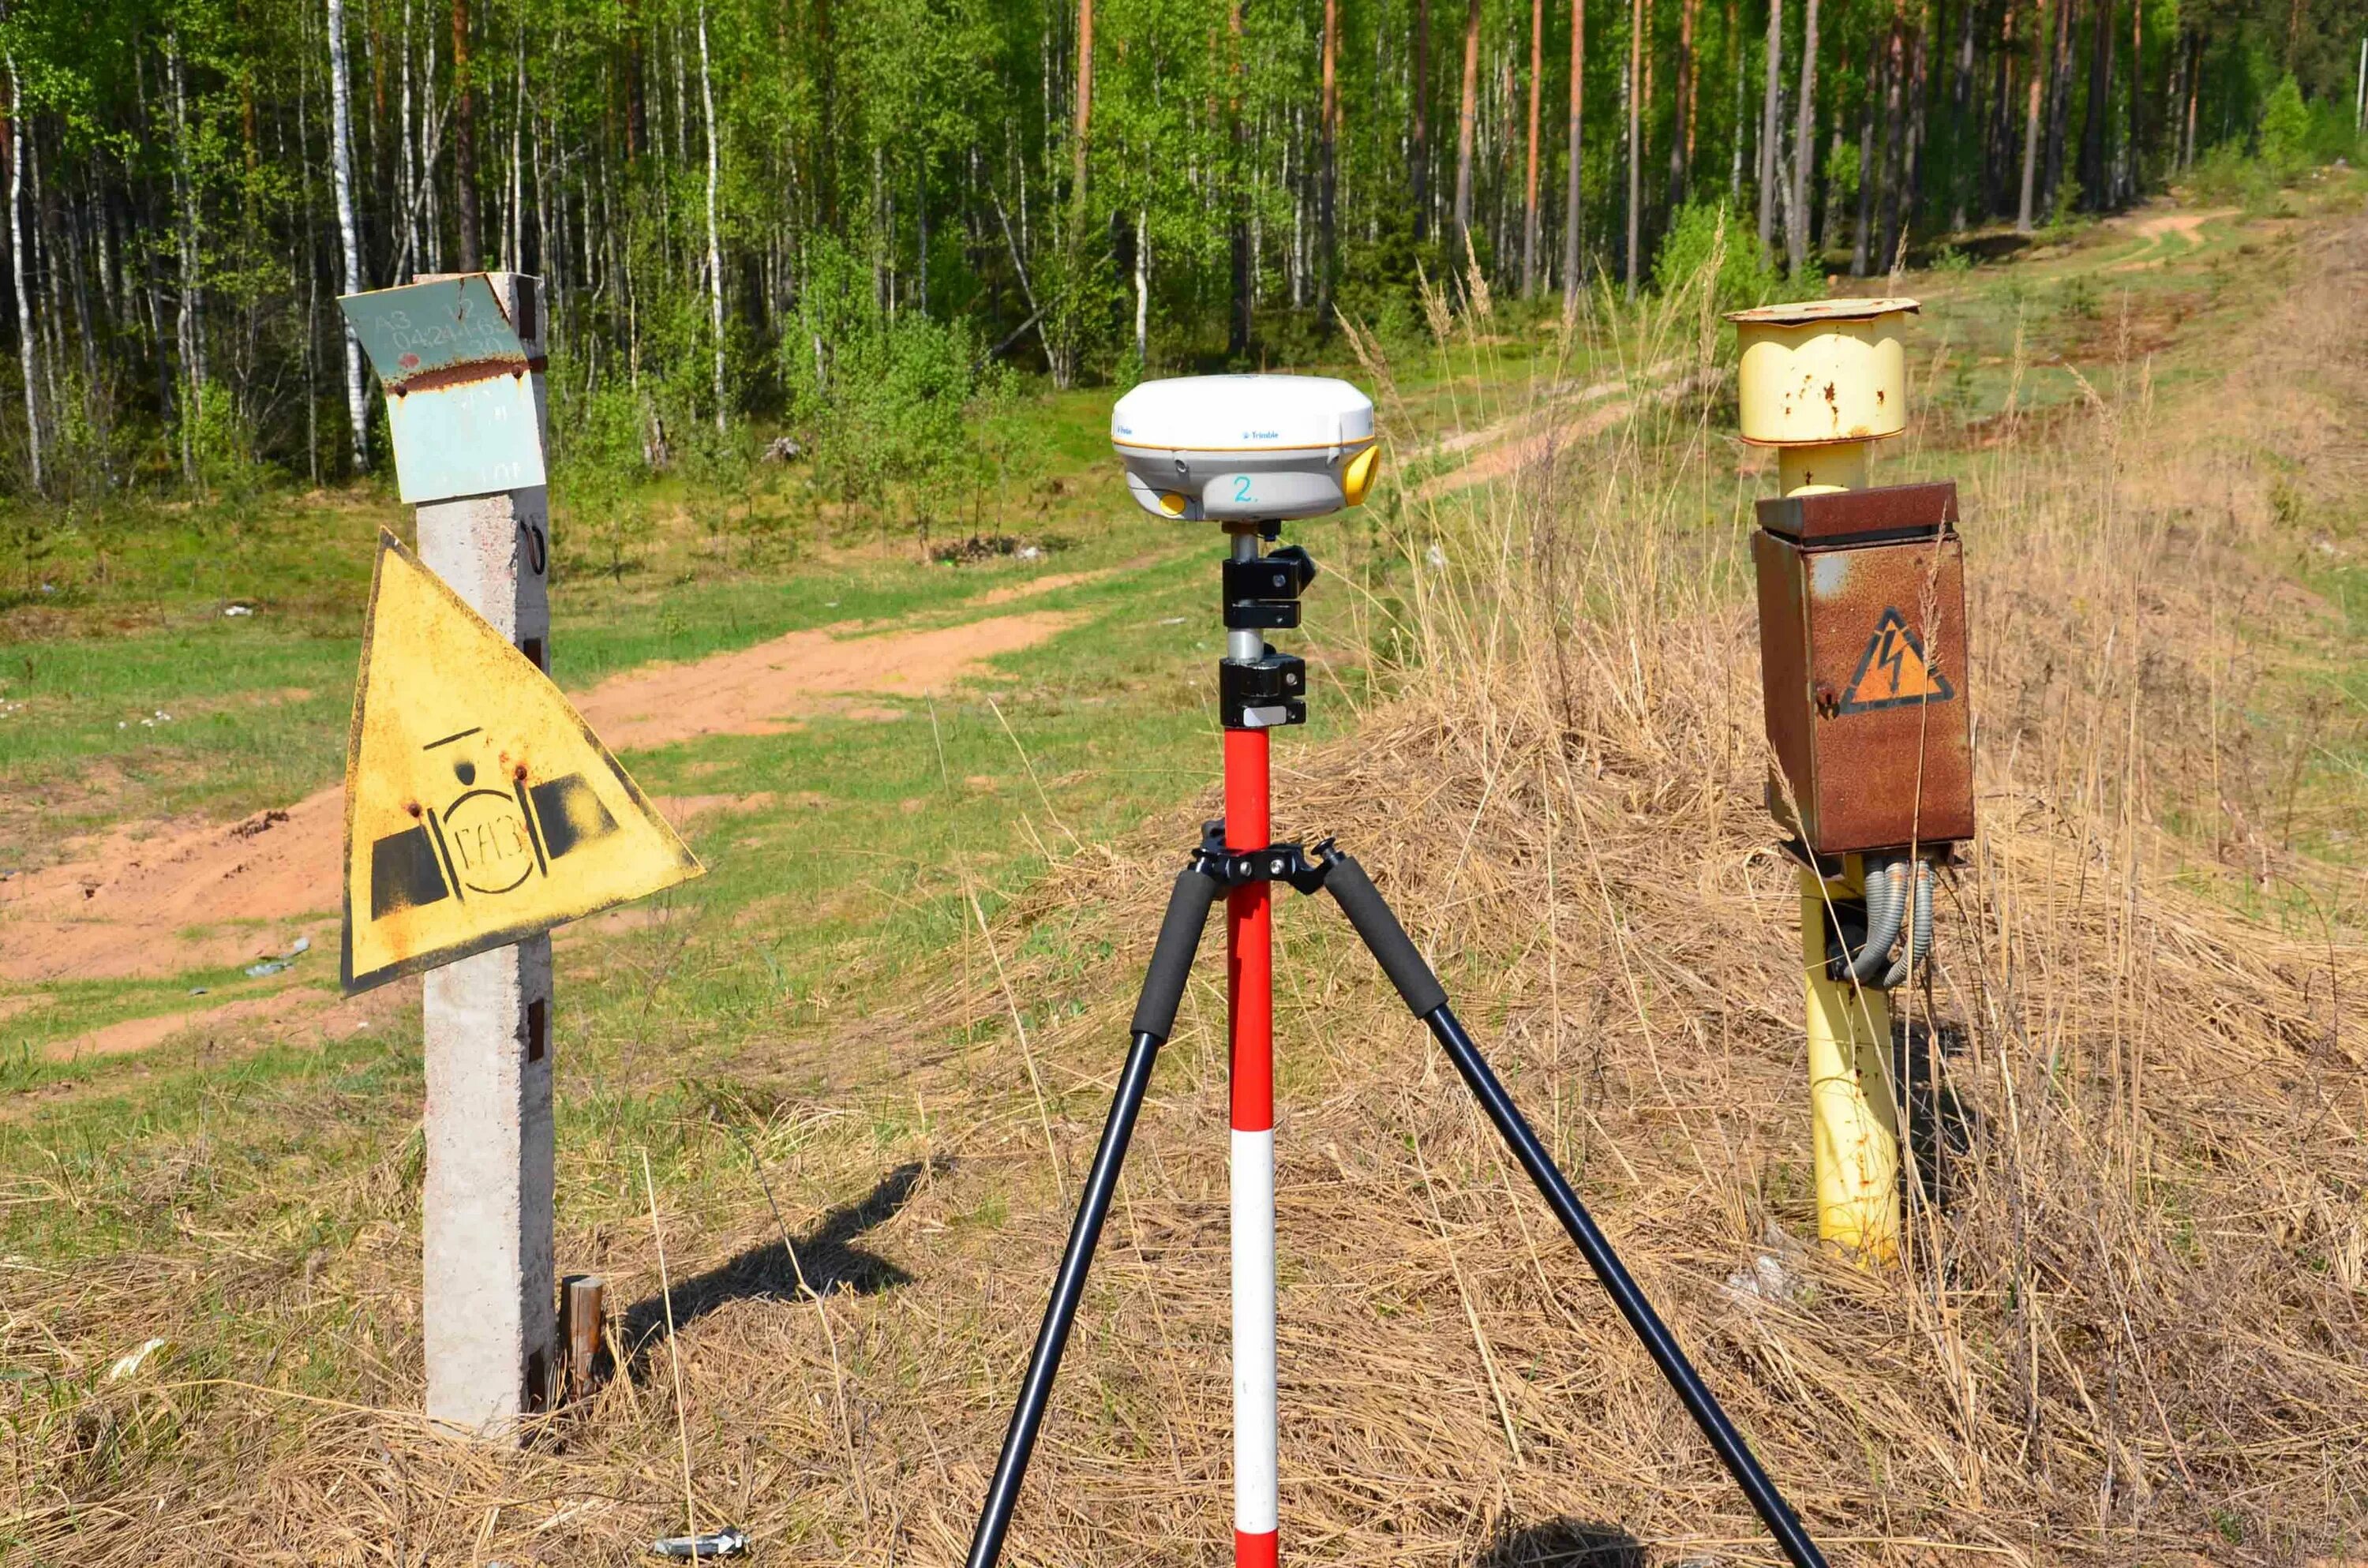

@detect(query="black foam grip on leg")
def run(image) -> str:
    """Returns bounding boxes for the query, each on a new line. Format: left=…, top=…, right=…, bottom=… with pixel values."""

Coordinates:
left=1129, top=866, right=1224, bottom=1039
left=1321, top=852, right=1448, bottom=1018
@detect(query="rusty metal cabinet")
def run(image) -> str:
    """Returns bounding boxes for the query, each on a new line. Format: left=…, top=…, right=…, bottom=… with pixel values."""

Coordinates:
left=1752, top=481, right=1974, bottom=855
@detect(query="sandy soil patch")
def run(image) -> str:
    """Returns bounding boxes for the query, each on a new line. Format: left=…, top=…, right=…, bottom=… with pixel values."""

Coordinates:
left=0, top=608, right=1081, bottom=984
left=2107, top=206, right=2237, bottom=271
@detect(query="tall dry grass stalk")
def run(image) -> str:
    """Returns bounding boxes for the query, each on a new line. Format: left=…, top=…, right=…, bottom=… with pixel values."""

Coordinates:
left=13, top=219, right=2368, bottom=1566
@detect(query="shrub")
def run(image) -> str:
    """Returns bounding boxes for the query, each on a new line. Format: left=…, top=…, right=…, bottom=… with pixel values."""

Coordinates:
left=781, top=234, right=1017, bottom=552
left=1650, top=200, right=1784, bottom=312
left=2260, top=76, right=2310, bottom=179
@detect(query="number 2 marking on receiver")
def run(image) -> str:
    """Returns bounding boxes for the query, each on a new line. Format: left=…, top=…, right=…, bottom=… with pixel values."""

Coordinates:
left=1234, top=477, right=1253, bottom=503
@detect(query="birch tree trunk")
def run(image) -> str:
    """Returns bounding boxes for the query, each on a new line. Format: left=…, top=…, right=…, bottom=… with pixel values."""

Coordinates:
left=697, top=0, right=724, bottom=432
left=6, top=54, right=41, bottom=496
left=328, top=0, right=370, bottom=472
left=167, top=36, right=202, bottom=486
left=1788, top=0, right=1821, bottom=275
left=1756, top=0, right=1782, bottom=252
left=1317, top=0, right=1337, bottom=321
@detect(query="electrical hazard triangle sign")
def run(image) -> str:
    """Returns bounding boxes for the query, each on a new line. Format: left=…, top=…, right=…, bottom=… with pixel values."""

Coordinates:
left=1837, top=607, right=1955, bottom=715
left=340, top=530, right=702, bottom=994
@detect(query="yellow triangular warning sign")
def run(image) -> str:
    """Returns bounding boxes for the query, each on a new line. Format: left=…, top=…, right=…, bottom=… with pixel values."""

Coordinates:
left=341, top=530, right=702, bottom=994
left=1838, top=607, right=1954, bottom=715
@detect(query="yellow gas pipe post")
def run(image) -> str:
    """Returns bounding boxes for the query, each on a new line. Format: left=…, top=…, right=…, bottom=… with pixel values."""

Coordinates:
left=1733, top=298, right=1919, bottom=1262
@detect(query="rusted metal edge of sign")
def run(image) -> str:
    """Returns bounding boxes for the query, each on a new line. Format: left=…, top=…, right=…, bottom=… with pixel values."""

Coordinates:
left=340, top=272, right=539, bottom=391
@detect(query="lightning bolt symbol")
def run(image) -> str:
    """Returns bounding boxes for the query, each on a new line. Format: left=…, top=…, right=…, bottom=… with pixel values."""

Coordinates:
left=1878, top=627, right=1908, bottom=694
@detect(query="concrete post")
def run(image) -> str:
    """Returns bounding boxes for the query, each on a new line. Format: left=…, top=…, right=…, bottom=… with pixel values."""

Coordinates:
left=410, top=271, right=560, bottom=1436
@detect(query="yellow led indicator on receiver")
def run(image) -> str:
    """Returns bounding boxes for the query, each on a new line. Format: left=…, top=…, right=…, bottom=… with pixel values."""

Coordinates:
left=1159, top=491, right=1188, bottom=516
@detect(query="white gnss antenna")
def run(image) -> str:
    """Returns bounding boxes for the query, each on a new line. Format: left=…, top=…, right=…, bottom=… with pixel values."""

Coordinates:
left=1111, top=374, right=1380, bottom=522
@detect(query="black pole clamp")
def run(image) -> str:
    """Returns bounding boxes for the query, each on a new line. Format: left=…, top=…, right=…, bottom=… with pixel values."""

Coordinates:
left=1188, top=821, right=1337, bottom=895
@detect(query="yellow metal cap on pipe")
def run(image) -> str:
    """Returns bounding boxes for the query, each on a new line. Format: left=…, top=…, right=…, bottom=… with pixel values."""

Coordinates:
left=1728, top=297, right=1917, bottom=451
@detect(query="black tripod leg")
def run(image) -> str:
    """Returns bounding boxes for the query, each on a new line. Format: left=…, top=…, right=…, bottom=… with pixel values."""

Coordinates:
left=965, top=863, right=1223, bottom=1568
left=1320, top=851, right=1834, bottom=1568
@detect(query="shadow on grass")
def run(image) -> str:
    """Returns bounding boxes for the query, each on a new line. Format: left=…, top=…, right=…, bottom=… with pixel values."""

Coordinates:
left=1475, top=1518, right=1646, bottom=1568
left=620, top=1160, right=926, bottom=1378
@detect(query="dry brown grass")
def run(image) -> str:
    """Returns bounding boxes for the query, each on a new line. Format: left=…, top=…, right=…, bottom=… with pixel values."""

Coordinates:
left=13, top=200, right=2368, bottom=1567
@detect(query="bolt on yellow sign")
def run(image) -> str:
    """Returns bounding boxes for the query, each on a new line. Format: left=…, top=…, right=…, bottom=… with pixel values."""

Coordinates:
left=341, top=530, right=702, bottom=994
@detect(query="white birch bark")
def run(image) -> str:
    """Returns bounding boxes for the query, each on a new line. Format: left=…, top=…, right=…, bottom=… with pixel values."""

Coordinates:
left=1133, top=208, right=1147, bottom=365
left=697, top=0, right=724, bottom=432
left=328, top=0, right=371, bottom=471
left=6, top=54, right=41, bottom=495
left=167, top=36, right=203, bottom=485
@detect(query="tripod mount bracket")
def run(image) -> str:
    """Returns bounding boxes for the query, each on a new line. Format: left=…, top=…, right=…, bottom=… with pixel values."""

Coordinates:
left=1190, top=821, right=1336, bottom=896
left=1219, top=649, right=1308, bottom=729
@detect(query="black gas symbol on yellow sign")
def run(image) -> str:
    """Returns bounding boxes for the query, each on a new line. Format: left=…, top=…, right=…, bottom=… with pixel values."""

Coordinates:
left=1837, top=607, right=1954, bottom=716
left=341, top=530, right=701, bottom=994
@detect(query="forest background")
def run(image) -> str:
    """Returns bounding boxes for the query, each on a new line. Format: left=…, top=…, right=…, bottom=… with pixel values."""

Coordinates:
left=0, top=0, right=2359, bottom=523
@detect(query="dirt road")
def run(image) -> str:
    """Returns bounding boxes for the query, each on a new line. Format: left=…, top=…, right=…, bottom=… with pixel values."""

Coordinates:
left=2, top=603, right=1083, bottom=988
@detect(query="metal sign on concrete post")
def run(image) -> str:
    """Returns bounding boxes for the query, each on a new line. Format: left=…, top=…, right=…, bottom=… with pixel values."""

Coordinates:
left=336, top=271, right=569, bottom=1437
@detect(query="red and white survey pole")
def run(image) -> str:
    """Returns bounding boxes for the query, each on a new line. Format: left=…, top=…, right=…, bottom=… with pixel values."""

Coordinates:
left=1224, top=622, right=1280, bottom=1566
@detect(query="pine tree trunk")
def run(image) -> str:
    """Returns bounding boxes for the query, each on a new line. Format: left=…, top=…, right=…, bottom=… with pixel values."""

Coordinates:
left=1665, top=0, right=1694, bottom=211
left=1414, top=0, right=1431, bottom=240
left=1071, top=0, right=1092, bottom=223
left=1454, top=0, right=1481, bottom=251
left=1789, top=0, right=1821, bottom=274
left=1626, top=0, right=1643, bottom=294
left=2126, top=0, right=2141, bottom=199
left=2018, top=0, right=2045, bottom=228
left=1523, top=0, right=1542, bottom=294
left=1854, top=39, right=1881, bottom=271
left=1878, top=18, right=1907, bottom=268
left=2078, top=0, right=2111, bottom=209
left=2040, top=0, right=2073, bottom=210
left=1562, top=0, right=1583, bottom=294
left=328, top=0, right=370, bottom=473
left=1729, top=0, right=1746, bottom=201
left=453, top=0, right=478, bottom=270
left=698, top=0, right=724, bottom=431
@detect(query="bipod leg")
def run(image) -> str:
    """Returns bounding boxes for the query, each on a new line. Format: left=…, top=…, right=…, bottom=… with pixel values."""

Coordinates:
left=1316, top=849, right=1834, bottom=1568
left=965, top=862, right=1224, bottom=1568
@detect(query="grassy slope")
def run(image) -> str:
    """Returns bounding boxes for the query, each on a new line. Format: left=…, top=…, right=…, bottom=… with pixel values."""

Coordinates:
left=6, top=183, right=2368, bottom=1564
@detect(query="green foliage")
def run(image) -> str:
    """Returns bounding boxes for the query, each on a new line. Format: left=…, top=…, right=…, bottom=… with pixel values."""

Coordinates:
left=2187, top=140, right=2284, bottom=210
left=2260, top=76, right=2310, bottom=178
left=783, top=234, right=1021, bottom=550
left=550, top=371, right=658, bottom=581
left=1650, top=201, right=1781, bottom=312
